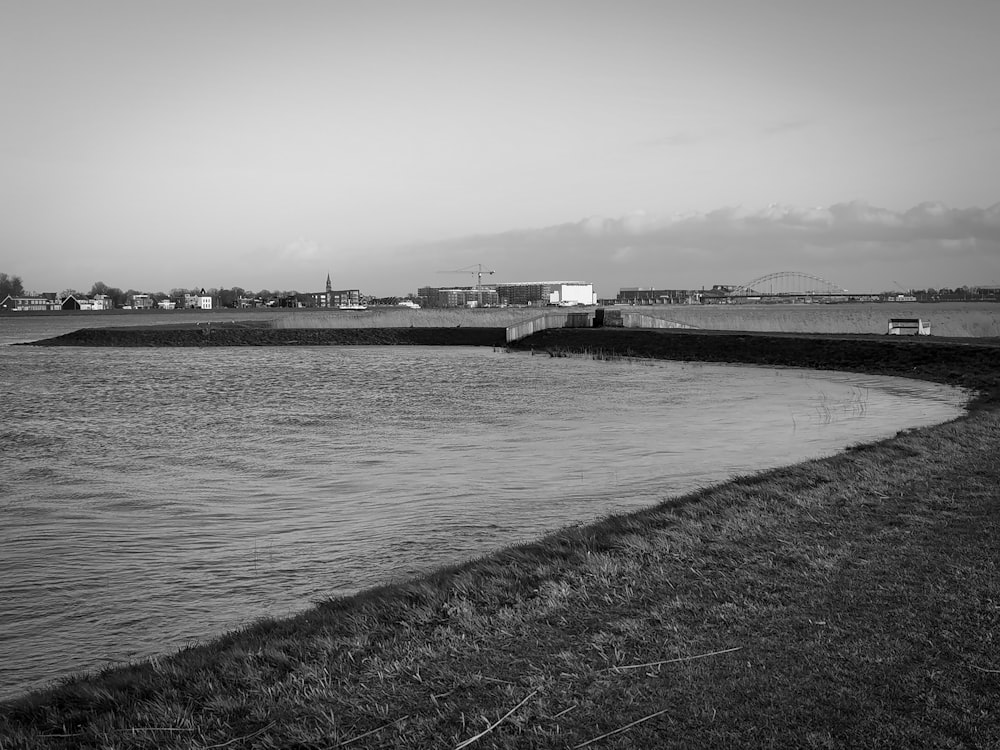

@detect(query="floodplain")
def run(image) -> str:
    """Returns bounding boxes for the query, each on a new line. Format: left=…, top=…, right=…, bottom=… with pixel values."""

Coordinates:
left=2, top=318, right=999, bottom=748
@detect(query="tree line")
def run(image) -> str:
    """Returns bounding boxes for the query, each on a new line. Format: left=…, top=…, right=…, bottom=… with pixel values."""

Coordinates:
left=1, top=273, right=306, bottom=308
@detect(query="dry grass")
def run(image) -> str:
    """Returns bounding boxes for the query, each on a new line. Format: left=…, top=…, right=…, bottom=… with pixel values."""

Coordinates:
left=629, top=301, right=1000, bottom=337
left=271, top=307, right=548, bottom=330
left=269, top=301, right=1000, bottom=337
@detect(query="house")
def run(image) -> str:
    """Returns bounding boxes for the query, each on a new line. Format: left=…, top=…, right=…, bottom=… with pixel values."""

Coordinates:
left=130, top=293, right=154, bottom=310
left=1, top=294, right=61, bottom=311
left=61, top=294, right=98, bottom=310
left=91, top=294, right=113, bottom=310
left=182, top=290, right=214, bottom=309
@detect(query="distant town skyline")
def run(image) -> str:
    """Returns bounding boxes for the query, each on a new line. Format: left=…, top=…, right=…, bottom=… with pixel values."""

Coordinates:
left=2, top=1, right=998, bottom=297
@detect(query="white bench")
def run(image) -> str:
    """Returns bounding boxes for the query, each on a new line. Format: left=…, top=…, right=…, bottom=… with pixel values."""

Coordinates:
left=887, top=318, right=931, bottom=335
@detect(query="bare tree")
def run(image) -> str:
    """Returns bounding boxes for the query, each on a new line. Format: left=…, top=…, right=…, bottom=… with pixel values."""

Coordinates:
left=0, top=272, right=25, bottom=298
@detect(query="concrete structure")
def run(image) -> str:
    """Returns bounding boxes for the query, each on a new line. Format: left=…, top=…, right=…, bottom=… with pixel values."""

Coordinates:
left=598, top=308, right=699, bottom=330
left=506, top=307, right=699, bottom=342
left=506, top=311, right=595, bottom=342
left=888, top=318, right=931, bottom=335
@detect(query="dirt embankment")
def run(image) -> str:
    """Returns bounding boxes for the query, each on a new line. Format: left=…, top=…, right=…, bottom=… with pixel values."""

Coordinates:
left=26, top=326, right=508, bottom=348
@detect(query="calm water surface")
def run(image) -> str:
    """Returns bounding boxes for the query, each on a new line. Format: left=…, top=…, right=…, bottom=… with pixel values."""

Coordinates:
left=0, top=316, right=967, bottom=700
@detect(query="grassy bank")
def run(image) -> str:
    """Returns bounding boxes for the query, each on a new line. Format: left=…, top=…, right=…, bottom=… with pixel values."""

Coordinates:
left=267, top=301, right=1000, bottom=337
left=619, top=301, right=1000, bottom=338
left=3, top=330, right=999, bottom=748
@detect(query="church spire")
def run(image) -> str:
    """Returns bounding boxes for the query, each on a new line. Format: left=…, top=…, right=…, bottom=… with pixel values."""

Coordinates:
left=326, top=273, right=332, bottom=293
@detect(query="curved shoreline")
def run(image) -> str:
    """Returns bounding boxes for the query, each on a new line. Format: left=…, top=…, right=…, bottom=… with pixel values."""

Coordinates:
left=4, top=327, right=1000, bottom=747
left=25, top=323, right=1000, bottom=407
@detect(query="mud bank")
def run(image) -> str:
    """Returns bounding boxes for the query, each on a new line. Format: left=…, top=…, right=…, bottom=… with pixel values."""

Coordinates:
left=25, top=325, right=507, bottom=347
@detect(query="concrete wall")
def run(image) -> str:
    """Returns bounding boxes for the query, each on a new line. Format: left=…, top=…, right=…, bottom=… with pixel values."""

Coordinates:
left=506, top=312, right=594, bottom=342
left=602, top=309, right=699, bottom=330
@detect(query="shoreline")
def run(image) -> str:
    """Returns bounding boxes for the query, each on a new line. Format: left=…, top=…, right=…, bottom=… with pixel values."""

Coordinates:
left=21, top=324, right=508, bottom=348
left=24, top=323, right=1000, bottom=407
left=4, top=328, right=1000, bottom=747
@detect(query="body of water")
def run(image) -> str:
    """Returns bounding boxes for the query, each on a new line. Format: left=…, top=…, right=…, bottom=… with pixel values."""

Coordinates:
left=0, top=315, right=967, bottom=700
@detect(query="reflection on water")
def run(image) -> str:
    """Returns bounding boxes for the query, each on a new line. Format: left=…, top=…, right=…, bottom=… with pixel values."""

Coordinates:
left=0, top=339, right=966, bottom=700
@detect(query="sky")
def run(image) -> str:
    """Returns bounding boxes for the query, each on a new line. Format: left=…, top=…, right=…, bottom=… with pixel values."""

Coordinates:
left=2, top=0, right=998, bottom=298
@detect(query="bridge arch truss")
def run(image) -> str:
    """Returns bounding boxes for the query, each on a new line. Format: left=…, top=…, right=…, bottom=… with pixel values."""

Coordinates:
left=729, top=271, right=848, bottom=298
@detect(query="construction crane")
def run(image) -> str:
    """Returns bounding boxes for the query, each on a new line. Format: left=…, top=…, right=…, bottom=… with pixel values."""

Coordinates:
left=438, top=263, right=496, bottom=289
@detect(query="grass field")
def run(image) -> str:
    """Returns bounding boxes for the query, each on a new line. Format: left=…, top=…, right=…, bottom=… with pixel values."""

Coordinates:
left=271, top=301, right=1000, bottom=337
left=2, top=329, right=999, bottom=748
left=632, top=301, right=1000, bottom=338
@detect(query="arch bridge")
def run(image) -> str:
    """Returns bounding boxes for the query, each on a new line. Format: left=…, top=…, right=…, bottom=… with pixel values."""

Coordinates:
left=728, top=271, right=849, bottom=299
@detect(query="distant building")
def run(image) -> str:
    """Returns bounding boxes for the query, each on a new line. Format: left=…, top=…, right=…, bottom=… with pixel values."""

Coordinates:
left=307, top=274, right=362, bottom=308
left=130, top=293, right=154, bottom=310
left=494, top=281, right=595, bottom=307
left=616, top=288, right=699, bottom=305
left=182, top=290, right=214, bottom=309
left=1, top=294, right=61, bottom=312
left=61, top=294, right=107, bottom=311
left=547, top=283, right=597, bottom=306
left=417, top=286, right=499, bottom=308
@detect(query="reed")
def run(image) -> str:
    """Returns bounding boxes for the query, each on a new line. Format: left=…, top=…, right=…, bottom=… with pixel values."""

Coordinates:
left=272, top=307, right=541, bottom=330
left=629, top=300, right=1000, bottom=337
left=271, top=301, right=1000, bottom=337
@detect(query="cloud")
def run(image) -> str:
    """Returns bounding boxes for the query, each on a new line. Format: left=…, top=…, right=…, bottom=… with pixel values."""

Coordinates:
left=407, top=201, right=1000, bottom=294
left=643, top=131, right=712, bottom=148
left=759, top=119, right=811, bottom=137
left=278, top=238, right=326, bottom=264
left=552, top=201, right=1000, bottom=246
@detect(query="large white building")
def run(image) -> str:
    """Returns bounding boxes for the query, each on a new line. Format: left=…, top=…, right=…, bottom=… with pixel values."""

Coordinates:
left=494, top=281, right=596, bottom=306
left=547, top=282, right=597, bottom=306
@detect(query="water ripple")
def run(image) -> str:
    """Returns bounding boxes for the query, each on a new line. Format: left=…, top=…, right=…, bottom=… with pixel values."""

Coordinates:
left=0, top=345, right=965, bottom=700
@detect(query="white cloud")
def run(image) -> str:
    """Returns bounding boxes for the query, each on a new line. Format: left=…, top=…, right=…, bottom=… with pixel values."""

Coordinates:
left=278, top=239, right=325, bottom=264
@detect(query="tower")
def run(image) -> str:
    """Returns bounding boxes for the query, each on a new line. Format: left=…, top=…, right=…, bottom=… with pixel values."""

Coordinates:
left=326, top=273, right=332, bottom=294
